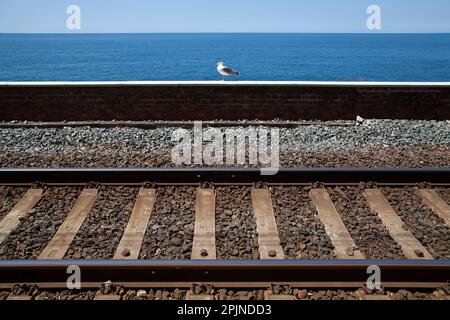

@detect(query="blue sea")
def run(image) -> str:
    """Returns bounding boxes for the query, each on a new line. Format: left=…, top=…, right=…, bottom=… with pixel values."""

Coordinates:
left=0, top=33, right=449, bottom=81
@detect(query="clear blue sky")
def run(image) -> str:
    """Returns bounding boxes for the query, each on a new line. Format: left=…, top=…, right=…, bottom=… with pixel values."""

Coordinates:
left=0, top=0, right=449, bottom=33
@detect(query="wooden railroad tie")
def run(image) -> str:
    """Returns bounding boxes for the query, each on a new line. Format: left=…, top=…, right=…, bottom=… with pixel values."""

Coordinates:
left=251, top=188, right=284, bottom=260
left=113, top=188, right=156, bottom=259
left=364, top=189, right=433, bottom=260
left=309, top=189, right=365, bottom=259
left=0, top=189, right=44, bottom=245
left=417, top=189, right=450, bottom=227
left=191, top=188, right=216, bottom=260
left=38, top=189, right=98, bottom=260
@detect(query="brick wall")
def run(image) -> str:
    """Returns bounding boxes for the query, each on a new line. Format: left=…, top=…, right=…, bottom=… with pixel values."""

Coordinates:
left=0, top=83, right=449, bottom=121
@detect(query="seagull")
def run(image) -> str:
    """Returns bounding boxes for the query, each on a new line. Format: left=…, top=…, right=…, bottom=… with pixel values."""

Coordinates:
left=216, top=62, right=240, bottom=81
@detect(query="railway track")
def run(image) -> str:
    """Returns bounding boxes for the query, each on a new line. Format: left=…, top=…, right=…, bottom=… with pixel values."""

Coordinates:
left=0, top=168, right=449, bottom=300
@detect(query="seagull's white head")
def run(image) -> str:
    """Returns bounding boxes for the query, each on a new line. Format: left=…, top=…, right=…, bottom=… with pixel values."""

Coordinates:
left=216, top=62, right=224, bottom=66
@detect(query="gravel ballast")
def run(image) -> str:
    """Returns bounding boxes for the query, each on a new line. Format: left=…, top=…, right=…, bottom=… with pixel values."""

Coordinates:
left=327, top=186, right=406, bottom=259
left=271, top=186, right=336, bottom=259
left=215, top=187, right=259, bottom=259
left=0, top=145, right=448, bottom=168
left=436, top=188, right=450, bottom=204
left=34, top=290, right=97, bottom=300
left=1, top=287, right=448, bottom=300
left=1, top=120, right=449, bottom=152
left=139, top=186, right=196, bottom=260
left=382, top=187, right=450, bottom=259
left=64, top=187, right=137, bottom=259
left=279, top=145, right=450, bottom=168
left=0, top=120, right=448, bottom=168
left=0, top=187, right=26, bottom=221
left=0, top=187, right=81, bottom=260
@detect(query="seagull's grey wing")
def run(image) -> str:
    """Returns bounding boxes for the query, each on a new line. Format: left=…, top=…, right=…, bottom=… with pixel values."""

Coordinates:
left=222, top=67, right=238, bottom=75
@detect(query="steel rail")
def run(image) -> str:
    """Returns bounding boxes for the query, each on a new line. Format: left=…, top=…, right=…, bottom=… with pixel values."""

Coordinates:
left=0, top=260, right=448, bottom=289
left=0, top=168, right=449, bottom=185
